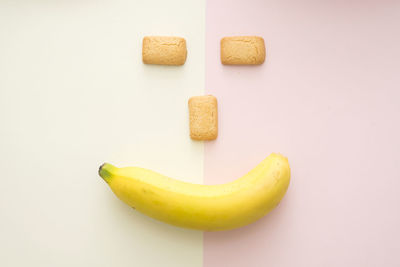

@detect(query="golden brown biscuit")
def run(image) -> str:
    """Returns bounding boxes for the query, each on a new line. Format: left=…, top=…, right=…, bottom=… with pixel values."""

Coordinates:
left=142, top=36, right=187, bottom=65
left=220, top=36, right=265, bottom=65
left=188, top=95, right=218, bottom=140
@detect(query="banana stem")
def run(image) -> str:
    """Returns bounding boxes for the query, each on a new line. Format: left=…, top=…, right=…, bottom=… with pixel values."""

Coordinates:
left=99, top=163, right=116, bottom=183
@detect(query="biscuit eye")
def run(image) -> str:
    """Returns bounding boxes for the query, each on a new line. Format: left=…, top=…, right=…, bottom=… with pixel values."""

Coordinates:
left=221, top=36, right=265, bottom=65
left=142, top=36, right=187, bottom=66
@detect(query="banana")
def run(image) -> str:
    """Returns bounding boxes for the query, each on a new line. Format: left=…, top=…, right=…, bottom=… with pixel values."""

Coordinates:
left=99, top=153, right=290, bottom=231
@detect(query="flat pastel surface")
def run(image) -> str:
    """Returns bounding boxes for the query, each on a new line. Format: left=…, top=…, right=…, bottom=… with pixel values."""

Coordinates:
left=205, top=1, right=400, bottom=266
left=1, top=0, right=400, bottom=266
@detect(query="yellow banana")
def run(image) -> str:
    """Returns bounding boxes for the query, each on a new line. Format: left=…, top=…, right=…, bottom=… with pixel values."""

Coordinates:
left=99, top=153, right=290, bottom=231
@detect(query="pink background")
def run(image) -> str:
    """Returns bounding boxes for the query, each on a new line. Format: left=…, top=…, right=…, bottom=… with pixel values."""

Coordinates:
left=204, top=0, right=400, bottom=266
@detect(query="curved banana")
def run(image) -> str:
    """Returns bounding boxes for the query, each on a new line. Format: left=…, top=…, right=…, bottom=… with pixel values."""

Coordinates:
left=99, top=153, right=290, bottom=231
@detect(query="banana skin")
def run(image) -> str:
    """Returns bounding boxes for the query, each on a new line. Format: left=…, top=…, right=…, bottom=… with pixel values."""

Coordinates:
left=99, top=153, right=290, bottom=231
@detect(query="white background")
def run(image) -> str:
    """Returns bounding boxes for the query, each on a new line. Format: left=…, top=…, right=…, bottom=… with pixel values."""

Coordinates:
left=0, top=1, right=204, bottom=266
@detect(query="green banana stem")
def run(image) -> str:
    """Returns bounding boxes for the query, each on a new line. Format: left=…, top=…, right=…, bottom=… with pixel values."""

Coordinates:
left=99, top=163, right=116, bottom=183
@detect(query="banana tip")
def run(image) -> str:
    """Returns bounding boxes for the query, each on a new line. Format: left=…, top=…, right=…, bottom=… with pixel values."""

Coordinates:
left=99, top=163, right=114, bottom=183
left=98, top=163, right=106, bottom=176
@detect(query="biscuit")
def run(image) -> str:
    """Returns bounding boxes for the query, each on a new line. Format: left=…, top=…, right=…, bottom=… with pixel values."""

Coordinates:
left=188, top=95, right=218, bottom=140
left=220, top=36, right=265, bottom=65
left=142, top=36, right=187, bottom=65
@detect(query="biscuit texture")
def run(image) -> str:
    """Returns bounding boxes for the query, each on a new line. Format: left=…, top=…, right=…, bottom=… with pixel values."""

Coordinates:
left=142, top=36, right=187, bottom=65
left=221, top=36, right=265, bottom=65
left=188, top=95, right=218, bottom=140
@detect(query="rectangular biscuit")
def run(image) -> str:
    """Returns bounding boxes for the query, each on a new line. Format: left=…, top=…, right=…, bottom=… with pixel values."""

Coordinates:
left=188, top=95, right=218, bottom=140
left=220, top=36, right=265, bottom=65
left=142, top=36, right=187, bottom=65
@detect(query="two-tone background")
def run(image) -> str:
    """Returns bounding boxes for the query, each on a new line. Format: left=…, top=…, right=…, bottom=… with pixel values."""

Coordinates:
left=1, top=0, right=400, bottom=266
